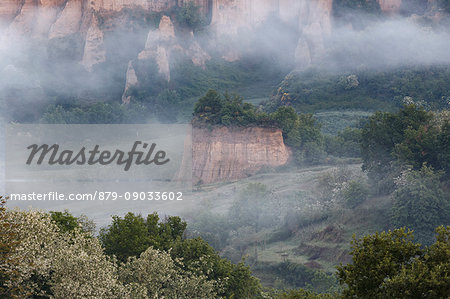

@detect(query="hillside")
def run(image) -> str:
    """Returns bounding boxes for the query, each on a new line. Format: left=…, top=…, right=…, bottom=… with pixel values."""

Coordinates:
left=1, top=0, right=449, bottom=123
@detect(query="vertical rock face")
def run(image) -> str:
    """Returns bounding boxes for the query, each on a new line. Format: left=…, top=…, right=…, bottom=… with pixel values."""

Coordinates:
left=49, top=0, right=84, bottom=39
left=92, top=0, right=177, bottom=12
left=34, top=0, right=67, bottom=38
left=0, top=0, right=342, bottom=72
left=295, top=39, right=312, bottom=68
left=138, top=15, right=178, bottom=81
left=192, top=126, right=291, bottom=184
left=294, top=0, right=332, bottom=67
left=82, top=14, right=106, bottom=71
left=210, top=0, right=279, bottom=33
left=8, top=0, right=38, bottom=35
left=0, top=0, right=22, bottom=25
left=378, top=0, right=402, bottom=14
left=207, top=0, right=333, bottom=67
left=122, top=60, right=138, bottom=104
left=137, top=15, right=210, bottom=84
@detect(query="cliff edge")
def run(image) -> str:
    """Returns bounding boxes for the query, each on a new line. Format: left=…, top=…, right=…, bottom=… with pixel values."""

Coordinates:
left=192, top=126, right=291, bottom=184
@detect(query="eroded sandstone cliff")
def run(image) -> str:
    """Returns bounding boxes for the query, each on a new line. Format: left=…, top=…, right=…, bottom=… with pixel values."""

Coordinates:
left=192, top=126, right=291, bottom=184
left=0, top=0, right=335, bottom=71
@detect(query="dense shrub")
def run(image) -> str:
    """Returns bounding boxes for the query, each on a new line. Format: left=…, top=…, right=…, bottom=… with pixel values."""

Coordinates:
left=342, top=180, right=369, bottom=208
left=266, top=66, right=450, bottom=113
left=392, top=165, right=450, bottom=244
left=337, top=226, right=450, bottom=298
left=41, top=102, right=148, bottom=124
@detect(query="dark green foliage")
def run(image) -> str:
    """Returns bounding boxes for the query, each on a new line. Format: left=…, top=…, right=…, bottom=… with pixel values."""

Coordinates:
left=265, top=262, right=338, bottom=293
left=266, top=66, right=450, bottom=113
left=99, top=212, right=186, bottom=263
left=274, top=262, right=316, bottom=289
left=187, top=211, right=230, bottom=250
left=391, top=165, right=450, bottom=245
left=170, top=57, right=287, bottom=101
left=315, top=111, right=370, bottom=136
left=50, top=210, right=79, bottom=233
left=337, top=227, right=450, bottom=298
left=337, top=228, right=422, bottom=298
left=271, top=106, right=300, bottom=139
left=172, top=237, right=262, bottom=298
left=100, top=212, right=262, bottom=297
left=342, top=180, right=369, bottom=208
left=394, top=115, right=450, bottom=175
left=325, top=128, right=362, bottom=158
left=273, top=288, right=334, bottom=298
left=40, top=102, right=148, bottom=124
left=226, top=261, right=263, bottom=298
left=381, top=226, right=450, bottom=298
left=279, top=108, right=325, bottom=165
left=360, top=104, right=434, bottom=194
left=100, top=213, right=152, bottom=263
left=49, top=210, right=94, bottom=234
left=193, top=90, right=276, bottom=127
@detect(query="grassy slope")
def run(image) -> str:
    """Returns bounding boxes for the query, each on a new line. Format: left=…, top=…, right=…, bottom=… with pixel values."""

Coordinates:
left=181, top=163, right=392, bottom=288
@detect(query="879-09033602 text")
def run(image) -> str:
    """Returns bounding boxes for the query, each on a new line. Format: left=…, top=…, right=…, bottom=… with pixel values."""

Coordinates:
left=9, top=191, right=183, bottom=201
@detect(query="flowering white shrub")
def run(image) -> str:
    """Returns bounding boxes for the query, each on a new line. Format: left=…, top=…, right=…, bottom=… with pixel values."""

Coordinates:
left=119, top=247, right=219, bottom=299
left=1, top=207, right=220, bottom=298
left=2, top=209, right=125, bottom=298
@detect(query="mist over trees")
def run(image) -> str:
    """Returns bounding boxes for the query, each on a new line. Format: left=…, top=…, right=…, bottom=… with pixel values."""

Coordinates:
left=1, top=196, right=448, bottom=298
left=1, top=0, right=449, bottom=297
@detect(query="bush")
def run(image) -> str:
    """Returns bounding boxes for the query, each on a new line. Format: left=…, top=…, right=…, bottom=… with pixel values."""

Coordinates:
left=391, top=165, right=450, bottom=245
left=342, top=180, right=369, bottom=208
left=267, top=66, right=450, bottom=113
left=192, top=90, right=275, bottom=127
left=337, top=226, right=450, bottom=298
left=41, top=102, right=148, bottom=124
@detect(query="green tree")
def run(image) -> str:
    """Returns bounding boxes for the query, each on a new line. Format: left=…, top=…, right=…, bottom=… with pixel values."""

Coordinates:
left=337, top=228, right=422, bottom=298
left=272, top=106, right=299, bottom=139
left=382, top=226, right=450, bottom=298
left=171, top=236, right=263, bottom=298
left=100, top=213, right=152, bottom=263
left=338, top=226, right=450, bottom=298
left=193, top=89, right=224, bottom=124
left=0, top=197, right=20, bottom=297
left=283, top=112, right=325, bottom=165
left=274, top=289, right=334, bottom=298
left=100, top=212, right=187, bottom=263
left=342, top=180, right=369, bottom=208
left=50, top=210, right=95, bottom=234
left=392, top=165, right=449, bottom=244
left=118, top=246, right=218, bottom=298
left=325, top=127, right=362, bottom=158
left=361, top=104, right=433, bottom=194
left=2, top=208, right=124, bottom=298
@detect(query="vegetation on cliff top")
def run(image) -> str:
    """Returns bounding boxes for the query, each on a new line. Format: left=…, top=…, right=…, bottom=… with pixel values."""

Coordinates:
left=192, top=90, right=327, bottom=165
